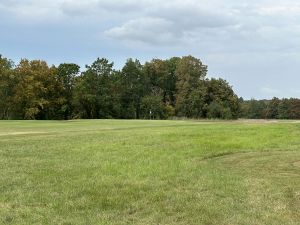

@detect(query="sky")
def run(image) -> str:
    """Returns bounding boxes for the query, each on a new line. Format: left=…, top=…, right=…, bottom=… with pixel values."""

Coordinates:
left=0, top=0, right=299, bottom=99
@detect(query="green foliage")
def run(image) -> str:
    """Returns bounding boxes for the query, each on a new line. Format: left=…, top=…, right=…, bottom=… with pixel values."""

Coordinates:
left=278, top=99, right=291, bottom=119
left=57, top=63, right=80, bottom=119
left=140, top=94, right=167, bottom=119
left=12, top=59, right=61, bottom=119
left=289, top=98, right=300, bottom=119
left=73, top=58, right=120, bottom=118
left=120, top=59, right=146, bottom=119
left=207, top=101, right=233, bottom=119
left=265, top=97, right=280, bottom=119
left=0, top=55, right=15, bottom=119
left=6, top=53, right=297, bottom=120
left=144, top=59, right=172, bottom=104
left=175, top=56, right=207, bottom=117
left=205, top=78, right=239, bottom=119
left=240, top=98, right=300, bottom=120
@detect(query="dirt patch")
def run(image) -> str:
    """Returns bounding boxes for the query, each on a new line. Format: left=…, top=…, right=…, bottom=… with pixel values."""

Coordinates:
left=237, top=119, right=280, bottom=124
left=293, top=161, right=300, bottom=167
left=0, top=132, right=47, bottom=136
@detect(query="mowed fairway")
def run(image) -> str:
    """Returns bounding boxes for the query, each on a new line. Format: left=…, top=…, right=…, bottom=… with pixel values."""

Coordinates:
left=0, top=120, right=300, bottom=225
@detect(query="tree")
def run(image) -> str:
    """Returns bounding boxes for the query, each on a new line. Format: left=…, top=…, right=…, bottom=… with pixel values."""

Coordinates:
left=0, top=55, right=246, bottom=120
left=289, top=98, right=300, bottom=119
left=13, top=59, right=59, bottom=119
left=57, top=63, right=80, bottom=119
left=140, top=94, right=167, bottom=119
left=175, top=56, right=207, bottom=117
left=277, top=99, right=290, bottom=119
left=265, top=97, right=280, bottom=119
left=245, top=99, right=267, bottom=119
left=144, top=59, right=170, bottom=103
left=204, top=78, right=240, bottom=119
left=0, top=55, right=15, bottom=119
left=120, top=59, right=147, bottom=119
left=165, top=57, right=181, bottom=106
left=73, top=58, right=120, bottom=118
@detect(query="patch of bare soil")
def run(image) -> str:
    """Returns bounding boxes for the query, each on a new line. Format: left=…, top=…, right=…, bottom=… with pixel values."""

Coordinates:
left=0, top=132, right=46, bottom=136
left=237, top=119, right=280, bottom=124
left=293, top=161, right=300, bottom=167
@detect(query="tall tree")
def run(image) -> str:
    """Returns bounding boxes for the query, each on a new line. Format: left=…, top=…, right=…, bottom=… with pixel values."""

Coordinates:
left=175, top=56, right=207, bottom=117
left=165, top=57, right=180, bottom=106
left=287, top=98, right=300, bottom=119
left=13, top=59, right=59, bottom=119
left=140, top=92, right=167, bottom=119
left=120, top=59, right=147, bottom=119
left=144, top=59, right=169, bottom=103
left=277, top=98, right=290, bottom=119
left=57, top=63, right=80, bottom=119
left=265, top=97, right=280, bottom=119
left=0, top=55, right=15, bottom=119
left=205, top=78, right=240, bottom=119
left=73, top=58, right=120, bottom=118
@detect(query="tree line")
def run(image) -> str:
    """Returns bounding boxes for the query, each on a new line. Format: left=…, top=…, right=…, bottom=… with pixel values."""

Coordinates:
left=240, top=98, right=300, bottom=120
left=0, top=54, right=240, bottom=120
left=1, top=54, right=299, bottom=120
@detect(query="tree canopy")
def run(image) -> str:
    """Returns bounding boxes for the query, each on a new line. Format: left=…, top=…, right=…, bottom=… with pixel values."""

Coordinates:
left=2, top=53, right=298, bottom=120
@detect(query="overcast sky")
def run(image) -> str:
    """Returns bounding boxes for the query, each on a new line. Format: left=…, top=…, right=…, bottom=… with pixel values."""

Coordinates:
left=1, top=0, right=299, bottom=99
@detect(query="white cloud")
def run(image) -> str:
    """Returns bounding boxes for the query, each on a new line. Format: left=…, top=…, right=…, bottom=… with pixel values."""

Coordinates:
left=257, top=3, right=300, bottom=16
left=1, top=0, right=299, bottom=52
left=105, top=17, right=178, bottom=45
left=102, top=1, right=239, bottom=46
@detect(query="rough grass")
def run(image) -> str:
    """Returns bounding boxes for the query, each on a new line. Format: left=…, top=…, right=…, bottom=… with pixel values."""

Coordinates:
left=0, top=120, right=299, bottom=225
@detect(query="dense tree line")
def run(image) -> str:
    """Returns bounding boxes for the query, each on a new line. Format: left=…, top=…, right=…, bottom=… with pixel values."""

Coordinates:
left=2, top=54, right=299, bottom=120
left=0, top=54, right=241, bottom=120
left=240, top=98, right=300, bottom=119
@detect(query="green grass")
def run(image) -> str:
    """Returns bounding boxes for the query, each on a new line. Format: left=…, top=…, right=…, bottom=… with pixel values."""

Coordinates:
left=0, top=120, right=300, bottom=225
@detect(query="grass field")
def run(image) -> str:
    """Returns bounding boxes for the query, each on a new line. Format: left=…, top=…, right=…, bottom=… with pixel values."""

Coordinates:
left=0, top=120, right=300, bottom=225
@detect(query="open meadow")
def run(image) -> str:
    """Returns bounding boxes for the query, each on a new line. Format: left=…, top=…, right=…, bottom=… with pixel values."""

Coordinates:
left=0, top=120, right=300, bottom=225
